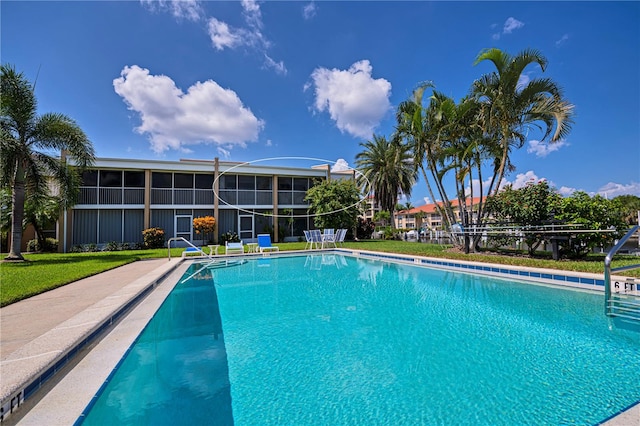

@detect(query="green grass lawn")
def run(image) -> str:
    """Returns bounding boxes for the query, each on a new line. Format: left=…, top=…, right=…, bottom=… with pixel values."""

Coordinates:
left=1, top=241, right=638, bottom=307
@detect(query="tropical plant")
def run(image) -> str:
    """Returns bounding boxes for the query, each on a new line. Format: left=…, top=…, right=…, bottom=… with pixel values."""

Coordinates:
left=26, top=237, right=58, bottom=252
left=613, top=194, right=640, bottom=225
left=484, top=180, right=562, bottom=254
left=142, top=227, right=165, bottom=249
left=395, top=48, right=574, bottom=252
left=555, top=192, right=627, bottom=258
left=355, top=217, right=376, bottom=239
left=355, top=134, right=416, bottom=229
left=1, top=64, right=95, bottom=261
left=373, top=210, right=390, bottom=227
left=305, top=179, right=361, bottom=231
left=193, top=216, right=216, bottom=243
left=278, top=208, right=294, bottom=240
left=472, top=48, right=574, bottom=198
left=23, top=194, right=61, bottom=251
left=414, top=211, right=426, bottom=230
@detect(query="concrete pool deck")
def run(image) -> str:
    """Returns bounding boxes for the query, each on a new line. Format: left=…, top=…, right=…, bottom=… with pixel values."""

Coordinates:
left=0, top=257, right=188, bottom=424
left=1, top=253, right=638, bottom=425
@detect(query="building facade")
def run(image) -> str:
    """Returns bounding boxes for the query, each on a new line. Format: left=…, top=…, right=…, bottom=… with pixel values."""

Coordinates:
left=394, top=197, right=482, bottom=230
left=60, top=156, right=353, bottom=252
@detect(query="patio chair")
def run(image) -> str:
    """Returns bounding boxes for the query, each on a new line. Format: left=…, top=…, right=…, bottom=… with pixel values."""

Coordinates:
left=322, top=230, right=337, bottom=248
left=335, top=229, right=347, bottom=247
left=310, top=229, right=323, bottom=249
left=225, top=240, right=244, bottom=255
left=303, top=230, right=313, bottom=250
left=257, top=234, right=279, bottom=253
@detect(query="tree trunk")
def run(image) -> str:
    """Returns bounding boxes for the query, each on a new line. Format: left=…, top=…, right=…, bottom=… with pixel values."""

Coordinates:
left=6, top=162, right=26, bottom=261
left=35, top=223, right=46, bottom=251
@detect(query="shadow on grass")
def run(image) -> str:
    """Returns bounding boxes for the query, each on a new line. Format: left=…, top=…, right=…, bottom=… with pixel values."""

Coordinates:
left=3, top=253, right=142, bottom=267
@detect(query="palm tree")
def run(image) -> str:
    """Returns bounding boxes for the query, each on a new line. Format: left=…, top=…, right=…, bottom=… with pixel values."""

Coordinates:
left=1, top=64, right=95, bottom=260
left=356, top=134, right=417, bottom=229
left=396, top=84, right=441, bottom=215
left=472, top=48, right=574, bottom=197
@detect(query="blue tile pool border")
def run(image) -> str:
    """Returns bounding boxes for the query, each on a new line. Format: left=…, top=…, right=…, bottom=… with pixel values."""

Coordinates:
left=340, top=248, right=608, bottom=291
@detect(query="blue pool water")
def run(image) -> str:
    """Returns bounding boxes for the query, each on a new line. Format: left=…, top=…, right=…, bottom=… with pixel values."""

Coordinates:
left=80, top=254, right=640, bottom=425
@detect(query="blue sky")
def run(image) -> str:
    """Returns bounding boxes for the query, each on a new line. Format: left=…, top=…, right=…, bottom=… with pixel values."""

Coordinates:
left=3, top=1, right=639, bottom=205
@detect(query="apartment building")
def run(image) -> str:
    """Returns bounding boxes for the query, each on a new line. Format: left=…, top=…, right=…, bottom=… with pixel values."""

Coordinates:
left=60, top=156, right=352, bottom=252
left=394, top=197, right=482, bottom=230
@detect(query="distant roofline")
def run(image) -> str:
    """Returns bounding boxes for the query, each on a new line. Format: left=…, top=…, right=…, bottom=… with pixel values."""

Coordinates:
left=397, top=197, right=483, bottom=214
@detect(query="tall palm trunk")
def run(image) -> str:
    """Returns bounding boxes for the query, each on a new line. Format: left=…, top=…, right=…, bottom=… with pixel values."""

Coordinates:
left=7, top=161, right=26, bottom=260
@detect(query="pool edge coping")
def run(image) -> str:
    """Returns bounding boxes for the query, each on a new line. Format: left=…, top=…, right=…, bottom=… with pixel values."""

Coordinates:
left=5, top=250, right=639, bottom=424
left=0, top=259, right=185, bottom=423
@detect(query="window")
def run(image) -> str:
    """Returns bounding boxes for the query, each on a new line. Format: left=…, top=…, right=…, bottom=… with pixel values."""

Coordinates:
left=278, top=177, right=292, bottom=191
left=124, top=171, right=145, bottom=188
left=195, top=174, right=214, bottom=189
left=256, top=176, right=272, bottom=190
left=220, top=174, right=237, bottom=189
left=100, top=170, right=122, bottom=187
left=152, top=172, right=172, bottom=188
left=174, top=173, right=193, bottom=188
left=293, top=178, right=309, bottom=191
left=81, top=170, right=98, bottom=186
left=238, top=175, right=255, bottom=190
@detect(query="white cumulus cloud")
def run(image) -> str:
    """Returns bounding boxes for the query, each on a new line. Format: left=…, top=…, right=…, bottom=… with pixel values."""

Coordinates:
left=597, top=181, right=640, bottom=197
left=527, top=139, right=569, bottom=158
left=557, top=186, right=576, bottom=196
left=307, top=60, right=392, bottom=139
left=332, top=158, right=351, bottom=172
left=509, top=170, right=544, bottom=189
left=113, top=65, right=264, bottom=153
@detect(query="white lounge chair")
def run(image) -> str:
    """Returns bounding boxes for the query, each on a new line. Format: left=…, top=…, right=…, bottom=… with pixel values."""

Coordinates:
left=225, top=240, right=244, bottom=255
left=335, top=229, right=347, bottom=247
left=257, top=234, right=279, bottom=253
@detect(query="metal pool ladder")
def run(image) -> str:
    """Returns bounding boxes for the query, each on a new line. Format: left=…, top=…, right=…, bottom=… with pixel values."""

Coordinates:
left=604, top=225, right=640, bottom=320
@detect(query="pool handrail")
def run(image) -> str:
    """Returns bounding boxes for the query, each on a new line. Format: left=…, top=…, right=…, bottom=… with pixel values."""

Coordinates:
left=167, top=236, right=214, bottom=260
left=604, top=225, right=640, bottom=317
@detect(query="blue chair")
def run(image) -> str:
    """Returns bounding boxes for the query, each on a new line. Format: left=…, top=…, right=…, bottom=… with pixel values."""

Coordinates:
left=257, top=234, right=279, bottom=253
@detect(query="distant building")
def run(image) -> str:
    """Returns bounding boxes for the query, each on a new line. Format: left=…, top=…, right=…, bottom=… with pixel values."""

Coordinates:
left=362, top=195, right=382, bottom=222
left=394, top=197, right=483, bottom=230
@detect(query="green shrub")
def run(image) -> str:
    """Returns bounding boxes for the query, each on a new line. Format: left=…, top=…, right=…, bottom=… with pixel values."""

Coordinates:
left=142, top=227, right=165, bottom=249
left=104, top=241, right=120, bottom=251
left=26, top=238, right=59, bottom=252
left=220, top=230, right=240, bottom=244
left=27, top=239, right=38, bottom=252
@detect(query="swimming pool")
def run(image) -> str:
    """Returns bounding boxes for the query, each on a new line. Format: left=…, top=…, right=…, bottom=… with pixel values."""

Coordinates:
left=79, top=254, right=640, bottom=425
